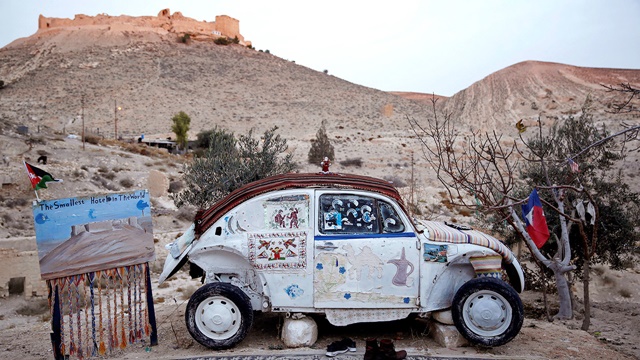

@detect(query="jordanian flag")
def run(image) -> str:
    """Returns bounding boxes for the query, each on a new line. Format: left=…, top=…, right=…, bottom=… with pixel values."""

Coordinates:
left=24, top=161, right=62, bottom=190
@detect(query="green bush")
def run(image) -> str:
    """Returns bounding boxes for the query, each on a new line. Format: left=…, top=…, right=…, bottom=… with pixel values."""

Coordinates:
left=179, top=33, right=191, bottom=44
left=173, top=126, right=297, bottom=208
left=214, top=37, right=231, bottom=45
left=308, top=120, right=335, bottom=165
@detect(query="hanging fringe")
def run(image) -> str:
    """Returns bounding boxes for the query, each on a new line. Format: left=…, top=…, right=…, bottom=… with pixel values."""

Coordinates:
left=49, top=263, right=154, bottom=359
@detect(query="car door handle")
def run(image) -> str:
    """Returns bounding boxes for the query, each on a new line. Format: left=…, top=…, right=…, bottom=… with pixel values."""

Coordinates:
left=316, top=242, right=338, bottom=250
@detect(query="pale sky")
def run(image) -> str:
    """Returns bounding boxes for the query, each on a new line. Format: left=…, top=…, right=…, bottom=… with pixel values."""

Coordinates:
left=1, top=0, right=639, bottom=96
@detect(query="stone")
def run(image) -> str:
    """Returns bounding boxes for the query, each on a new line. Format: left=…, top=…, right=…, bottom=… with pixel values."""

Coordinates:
left=148, top=169, right=169, bottom=198
left=431, top=309, right=454, bottom=325
left=281, top=314, right=318, bottom=348
left=429, top=321, right=468, bottom=348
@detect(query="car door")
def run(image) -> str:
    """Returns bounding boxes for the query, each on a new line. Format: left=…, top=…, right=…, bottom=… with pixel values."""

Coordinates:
left=313, top=190, right=420, bottom=309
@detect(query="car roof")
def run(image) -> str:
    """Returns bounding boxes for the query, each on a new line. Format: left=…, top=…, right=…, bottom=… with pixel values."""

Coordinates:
left=194, top=172, right=408, bottom=236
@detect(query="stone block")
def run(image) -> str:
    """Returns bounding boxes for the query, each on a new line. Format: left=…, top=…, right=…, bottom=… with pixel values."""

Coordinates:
left=429, top=321, right=468, bottom=348
left=432, top=309, right=454, bottom=325
left=281, top=314, right=318, bottom=348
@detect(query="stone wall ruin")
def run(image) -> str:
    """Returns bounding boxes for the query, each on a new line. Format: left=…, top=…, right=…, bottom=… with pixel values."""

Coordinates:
left=37, top=8, right=250, bottom=46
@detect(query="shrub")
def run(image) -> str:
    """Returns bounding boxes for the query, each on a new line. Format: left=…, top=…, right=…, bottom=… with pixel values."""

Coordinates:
left=102, top=172, right=116, bottom=180
left=179, top=33, right=191, bottom=44
left=214, top=37, right=231, bottom=45
left=0, top=80, right=4, bottom=89
left=308, top=120, right=335, bottom=165
left=173, top=126, right=297, bottom=208
left=169, top=180, right=184, bottom=194
left=339, top=158, right=362, bottom=167
left=84, top=134, right=101, bottom=145
left=120, top=178, right=134, bottom=188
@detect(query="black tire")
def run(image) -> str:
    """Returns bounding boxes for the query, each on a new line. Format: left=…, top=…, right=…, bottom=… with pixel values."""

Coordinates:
left=185, top=282, right=254, bottom=350
left=451, top=277, right=523, bottom=347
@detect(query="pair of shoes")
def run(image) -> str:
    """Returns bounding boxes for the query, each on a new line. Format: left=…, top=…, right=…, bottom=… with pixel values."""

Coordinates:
left=325, top=337, right=356, bottom=357
left=363, top=338, right=407, bottom=360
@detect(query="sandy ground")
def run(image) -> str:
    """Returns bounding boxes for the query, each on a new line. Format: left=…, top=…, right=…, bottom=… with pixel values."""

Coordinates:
left=1, top=225, right=639, bottom=360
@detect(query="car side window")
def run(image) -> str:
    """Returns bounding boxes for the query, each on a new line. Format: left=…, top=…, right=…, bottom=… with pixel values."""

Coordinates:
left=319, top=194, right=379, bottom=234
left=379, top=200, right=405, bottom=233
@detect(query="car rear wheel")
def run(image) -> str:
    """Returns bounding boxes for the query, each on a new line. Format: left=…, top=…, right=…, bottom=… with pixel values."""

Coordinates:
left=185, top=282, right=253, bottom=349
left=451, top=277, right=523, bottom=346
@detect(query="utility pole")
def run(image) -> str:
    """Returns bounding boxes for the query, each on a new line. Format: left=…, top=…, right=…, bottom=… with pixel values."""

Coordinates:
left=81, top=95, right=85, bottom=150
left=114, top=99, right=118, bottom=140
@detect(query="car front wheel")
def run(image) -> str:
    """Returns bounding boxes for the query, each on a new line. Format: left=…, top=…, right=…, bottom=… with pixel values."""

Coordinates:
left=185, top=282, right=253, bottom=349
left=451, top=277, right=523, bottom=346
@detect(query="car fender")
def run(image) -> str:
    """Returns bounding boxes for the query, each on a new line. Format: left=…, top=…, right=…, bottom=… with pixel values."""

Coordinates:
left=189, top=246, right=269, bottom=311
left=159, top=224, right=196, bottom=284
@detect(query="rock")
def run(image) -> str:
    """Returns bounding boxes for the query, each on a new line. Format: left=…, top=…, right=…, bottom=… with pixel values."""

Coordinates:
left=281, top=314, right=318, bottom=348
left=429, top=321, right=468, bottom=348
left=431, top=309, right=454, bottom=325
left=148, top=169, right=169, bottom=198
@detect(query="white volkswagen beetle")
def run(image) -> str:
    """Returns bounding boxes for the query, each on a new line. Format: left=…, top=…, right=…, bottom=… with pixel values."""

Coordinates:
left=160, top=173, right=524, bottom=349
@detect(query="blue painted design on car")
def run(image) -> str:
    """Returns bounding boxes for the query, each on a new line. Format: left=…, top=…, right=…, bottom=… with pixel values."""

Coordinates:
left=316, top=263, right=323, bottom=270
left=403, top=297, right=410, bottom=304
left=344, top=293, right=351, bottom=300
left=315, top=232, right=416, bottom=241
left=339, top=266, right=346, bottom=274
left=284, top=284, right=304, bottom=299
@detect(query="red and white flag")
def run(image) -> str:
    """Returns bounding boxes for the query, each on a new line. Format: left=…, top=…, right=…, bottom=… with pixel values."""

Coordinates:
left=521, top=189, right=550, bottom=248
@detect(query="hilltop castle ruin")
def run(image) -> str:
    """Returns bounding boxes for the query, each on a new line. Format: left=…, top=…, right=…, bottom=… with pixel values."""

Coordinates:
left=37, top=8, right=250, bottom=46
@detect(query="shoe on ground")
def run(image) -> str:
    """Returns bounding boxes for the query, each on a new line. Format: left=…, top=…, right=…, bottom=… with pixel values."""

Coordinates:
left=325, top=339, right=349, bottom=357
left=342, top=337, right=356, bottom=352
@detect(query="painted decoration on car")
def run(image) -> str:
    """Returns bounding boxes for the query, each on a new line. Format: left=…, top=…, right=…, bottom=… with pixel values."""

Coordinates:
left=423, top=243, right=448, bottom=263
left=32, top=190, right=155, bottom=280
left=264, top=195, right=309, bottom=230
left=248, top=231, right=307, bottom=269
left=341, top=244, right=384, bottom=280
left=387, top=247, right=415, bottom=286
left=284, top=284, right=305, bottom=299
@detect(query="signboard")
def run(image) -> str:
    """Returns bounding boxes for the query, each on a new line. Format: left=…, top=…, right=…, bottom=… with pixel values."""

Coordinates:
left=33, top=190, right=155, bottom=280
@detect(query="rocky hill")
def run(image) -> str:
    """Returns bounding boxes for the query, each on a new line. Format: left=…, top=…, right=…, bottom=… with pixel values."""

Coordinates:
left=441, top=60, right=640, bottom=130
left=1, top=19, right=639, bottom=220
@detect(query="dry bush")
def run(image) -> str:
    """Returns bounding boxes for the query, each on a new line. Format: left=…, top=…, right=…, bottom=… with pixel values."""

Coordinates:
left=602, top=274, right=617, bottom=286
left=157, top=282, right=171, bottom=289
left=16, top=299, right=49, bottom=316
left=383, top=175, right=407, bottom=188
left=619, top=288, right=633, bottom=298
left=178, top=284, right=199, bottom=300
left=4, top=198, right=29, bottom=208
left=102, top=171, right=116, bottom=180
left=175, top=205, right=197, bottom=222
left=120, top=178, right=134, bottom=188
left=84, top=134, right=101, bottom=145
left=340, top=158, right=363, bottom=167
left=169, top=180, right=184, bottom=194
left=71, top=169, right=84, bottom=178
left=458, top=208, right=472, bottom=217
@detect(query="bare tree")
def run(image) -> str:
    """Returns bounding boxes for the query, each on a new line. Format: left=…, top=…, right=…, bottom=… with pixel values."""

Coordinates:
left=408, top=96, right=639, bottom=325
left=602, top=82, right=640, bottom=113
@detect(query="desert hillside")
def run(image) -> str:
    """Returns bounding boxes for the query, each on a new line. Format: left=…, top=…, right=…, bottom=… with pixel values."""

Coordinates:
left=0, top=11, right=640, bottom=360
left=442, top=60, right=640, bottom=130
